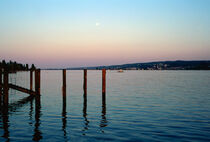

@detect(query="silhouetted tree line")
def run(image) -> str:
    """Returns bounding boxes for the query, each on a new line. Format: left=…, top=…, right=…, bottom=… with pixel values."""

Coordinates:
left=0, top=60, right=36, bottom=72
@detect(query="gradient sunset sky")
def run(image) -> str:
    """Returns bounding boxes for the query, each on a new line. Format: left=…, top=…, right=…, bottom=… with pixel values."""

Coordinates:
left=0, top=0, right=210, bottom=68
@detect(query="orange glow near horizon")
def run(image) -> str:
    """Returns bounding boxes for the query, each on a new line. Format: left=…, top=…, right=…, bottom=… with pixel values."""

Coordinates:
left=0, top=0, right=210, bottom=68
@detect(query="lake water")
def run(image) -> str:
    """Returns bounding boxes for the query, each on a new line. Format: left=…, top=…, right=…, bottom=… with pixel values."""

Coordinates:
left=1, top=70, right=210, bottom=141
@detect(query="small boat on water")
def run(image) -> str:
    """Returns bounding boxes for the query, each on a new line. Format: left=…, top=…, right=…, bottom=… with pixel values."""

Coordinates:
left=118, top=69, right=124, bottom=73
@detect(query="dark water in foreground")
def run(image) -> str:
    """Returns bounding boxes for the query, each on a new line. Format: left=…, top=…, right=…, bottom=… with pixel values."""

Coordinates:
left=0, top=70, right=210, bottom=142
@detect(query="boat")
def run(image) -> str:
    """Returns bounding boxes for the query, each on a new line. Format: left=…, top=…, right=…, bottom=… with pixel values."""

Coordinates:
left=118, top=69, right=124, bottom=73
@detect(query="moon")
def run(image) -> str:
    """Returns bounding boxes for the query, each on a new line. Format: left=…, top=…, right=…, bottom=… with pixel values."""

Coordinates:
left=96, top=22, right=100, bottom=26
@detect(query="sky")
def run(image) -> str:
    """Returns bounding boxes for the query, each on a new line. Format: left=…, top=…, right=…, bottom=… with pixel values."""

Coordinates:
left=0, top=0, right=210, bottom=68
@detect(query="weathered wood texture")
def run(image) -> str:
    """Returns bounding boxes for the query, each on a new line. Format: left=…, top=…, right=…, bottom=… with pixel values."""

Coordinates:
left=35, top=69, right=41, bottom=95
left=62, top=69, right=66, bottom=98
left=9, top=84, right=36, bottom=95
left=3, top=70, right=9, bottom=106
left=30, top=70, right=33, bottom=91
left=83, top=69, right=87, bottom=95
left=102, top=69, right=106, bottom=95
left=102, top=69, right=106, bottom=104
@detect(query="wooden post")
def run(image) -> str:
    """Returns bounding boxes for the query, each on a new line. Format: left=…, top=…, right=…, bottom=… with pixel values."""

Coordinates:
left=3, top=69, right=9, bottom=106
left=62, top=69, right=66, bottom=98
left=83, top=69, right=88, bottom=130
left=0, top=68, right=2, bottom=105
left=35, top=69, right=41, bottom=121
left=83, top=69, right=87, bottom=96
left=35, top=69, right=41, bottom=96
left=62, top=70, right=67, bottom=136
left=30, top=70, right=33, bottom=91
left=102, top=69, right=106, bottom=103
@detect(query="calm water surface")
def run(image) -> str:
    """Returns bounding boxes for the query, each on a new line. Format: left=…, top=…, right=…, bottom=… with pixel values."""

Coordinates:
left=0, top=70, right=210, bottom=141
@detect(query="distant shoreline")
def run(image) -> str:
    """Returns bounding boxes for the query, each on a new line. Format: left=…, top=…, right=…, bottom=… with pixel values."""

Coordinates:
left=43, top=60, right=210, bottom=70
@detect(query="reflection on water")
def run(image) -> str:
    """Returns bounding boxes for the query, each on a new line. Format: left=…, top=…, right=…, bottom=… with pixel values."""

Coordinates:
left=0, top=71, right=210, bottom=141
left=29, top=98, right=34, bottom=126
left=82, top=93, right=89, bottom=135
left=33, top=95, right=42, bottom=141
left=0, top=94, right=43, bottom=141
left=9, top=96, right=34, bottom=112
left=0, top=90, right=108, bottom=141
left=1, top=107, right=9, bottom=141
left=62, top=93, right=67, bottom=140
left=1, top=95, right=35, bottom=142
left=100, top=95, right=108, bottom=132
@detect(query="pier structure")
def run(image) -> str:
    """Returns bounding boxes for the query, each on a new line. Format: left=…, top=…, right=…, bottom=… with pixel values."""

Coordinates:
left=0, top=68, right=107, bottom=141
left=0, top=68, right=107, bottom=107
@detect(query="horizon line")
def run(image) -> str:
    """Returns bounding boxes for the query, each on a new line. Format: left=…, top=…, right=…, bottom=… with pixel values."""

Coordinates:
left=41, top=59, right=210, bottom=70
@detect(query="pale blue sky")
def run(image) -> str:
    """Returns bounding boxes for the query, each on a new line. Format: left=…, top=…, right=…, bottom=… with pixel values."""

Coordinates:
left=0, top=0, right=210, bottom=68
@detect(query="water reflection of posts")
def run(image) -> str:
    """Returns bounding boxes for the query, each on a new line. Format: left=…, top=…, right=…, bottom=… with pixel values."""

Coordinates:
left=82, top=92, right=89, bottom=134
left=62, top=97, right=67, bottom=138
left=3, top=69, right=9, bottom=106
left=100, top=98, right=108, bottom=128
left=33, top=98, right=42, bottom=141
left=29, top=97, right=34, bottom=126
left=2, top=107, right=9, bottom=141
left=102, top=69, right=106, bottom=104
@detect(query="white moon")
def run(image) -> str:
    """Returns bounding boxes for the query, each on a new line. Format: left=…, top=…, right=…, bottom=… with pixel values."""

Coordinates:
left=96, top=22, right=100, bottom=26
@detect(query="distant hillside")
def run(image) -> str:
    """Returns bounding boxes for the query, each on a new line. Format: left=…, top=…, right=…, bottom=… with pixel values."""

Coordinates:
left=68, top=60, right=210, bottom=70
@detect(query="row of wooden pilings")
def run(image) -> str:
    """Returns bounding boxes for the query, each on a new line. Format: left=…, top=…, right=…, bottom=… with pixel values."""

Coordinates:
left=0, top=68, right=106, bottom=107
left=62, top=69, right=106, bottom=106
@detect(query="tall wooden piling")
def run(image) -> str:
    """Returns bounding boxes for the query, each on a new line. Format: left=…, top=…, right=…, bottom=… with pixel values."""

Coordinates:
left=102, top=69, right=106, bottom=103
left=62, top=69, right=66, bottom=97
left=62, top=69, right=66, bottom=108
left=83, top=69, right=88, bottom=132
left=35, top=69, right=41, bottom=109
left=35, top=69, right=41, bottom=95
left=62, top=68, right=67, bottom=137
left=30, top=70, right=33, bottom=91
left=83, top=69, right=87, bottom=112
left=83, top=69, right=87, bottom=96
left=3, top=69, right=9, bottom=106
